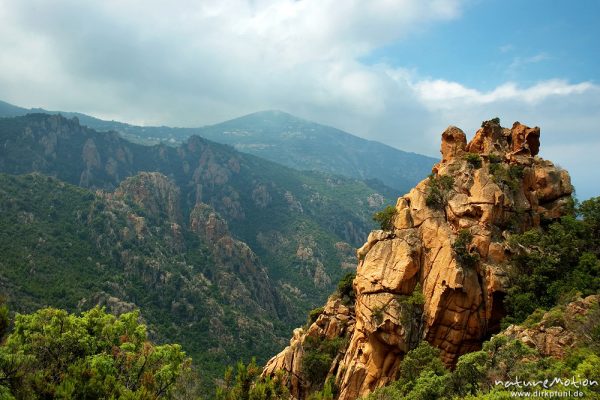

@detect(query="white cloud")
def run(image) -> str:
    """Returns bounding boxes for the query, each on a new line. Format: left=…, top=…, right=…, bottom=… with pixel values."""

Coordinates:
left=507, top=52, right=550, bottom=72
left=413, top=78, right=596, bottom=106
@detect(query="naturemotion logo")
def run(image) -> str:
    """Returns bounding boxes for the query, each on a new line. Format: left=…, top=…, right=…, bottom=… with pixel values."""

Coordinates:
left=494, top=376, right=598, bottom=390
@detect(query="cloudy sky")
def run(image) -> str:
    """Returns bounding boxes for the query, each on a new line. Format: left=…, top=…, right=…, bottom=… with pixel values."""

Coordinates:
left=1, top=0, right=599, bottom=198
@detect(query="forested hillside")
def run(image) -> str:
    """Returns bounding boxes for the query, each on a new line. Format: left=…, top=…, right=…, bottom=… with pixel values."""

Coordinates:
left=0, top=113, right=397, bottom=390
left=0, top=113, right=393, bottom=305
left=0, top=173, right=287, bottom=388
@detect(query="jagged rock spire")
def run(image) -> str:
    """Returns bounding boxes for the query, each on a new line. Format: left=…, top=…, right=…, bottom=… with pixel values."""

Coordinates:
left=263, top=121, right=574, bottom=400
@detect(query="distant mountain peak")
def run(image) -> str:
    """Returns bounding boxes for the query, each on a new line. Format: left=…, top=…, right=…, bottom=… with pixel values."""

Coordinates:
left=222, top=109, right=307, bottom=125
left=251, top=109, right=293, bottom=117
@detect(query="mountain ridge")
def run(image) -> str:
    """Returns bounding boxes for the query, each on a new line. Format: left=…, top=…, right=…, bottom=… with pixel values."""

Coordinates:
left=0, top=100, right=436, bottom=193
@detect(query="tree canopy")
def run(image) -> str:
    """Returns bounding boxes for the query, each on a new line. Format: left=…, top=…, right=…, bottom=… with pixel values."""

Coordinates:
left=0, top=306, right=191, bottom=399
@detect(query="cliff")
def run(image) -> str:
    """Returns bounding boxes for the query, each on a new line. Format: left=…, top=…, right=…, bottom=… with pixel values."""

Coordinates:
left=263, top=120, right=574, bottom=399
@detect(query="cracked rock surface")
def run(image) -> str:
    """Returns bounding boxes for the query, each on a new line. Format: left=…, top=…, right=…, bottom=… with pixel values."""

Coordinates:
left=263, top=121, right=574, bottom=400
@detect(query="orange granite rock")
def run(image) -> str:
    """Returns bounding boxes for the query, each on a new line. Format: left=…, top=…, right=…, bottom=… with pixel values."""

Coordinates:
left=263, top=121, right=574, bottom=400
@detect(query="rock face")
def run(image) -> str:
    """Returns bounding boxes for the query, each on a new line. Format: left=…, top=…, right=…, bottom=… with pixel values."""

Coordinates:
left=189, top=201, right=281, bottom=314
left=504, top=295, right=599, bottom=359
left=263, top=297, right=356, bottom=399
left=263, top=120, right=574, bottom=400
left=90, top=171, right=286, bottom=360
left=115, top=172, right=182, bottom=224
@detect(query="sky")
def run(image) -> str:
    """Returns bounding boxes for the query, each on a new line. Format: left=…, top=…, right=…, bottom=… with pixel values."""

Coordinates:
left=0, top=0, right=598, bottom=199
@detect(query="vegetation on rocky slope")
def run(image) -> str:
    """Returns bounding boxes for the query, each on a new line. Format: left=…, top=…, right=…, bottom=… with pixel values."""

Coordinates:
left=215, top=359, right=290, bottom=400
left=503, top=197, right=600, bottom=324
left=365, top=297, right=600, bottom=399
left=0, top=173, right=286, bottom=389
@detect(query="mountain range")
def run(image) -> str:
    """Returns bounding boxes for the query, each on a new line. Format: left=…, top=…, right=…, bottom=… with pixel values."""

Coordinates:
left=0, top=100, right=436, bottom=194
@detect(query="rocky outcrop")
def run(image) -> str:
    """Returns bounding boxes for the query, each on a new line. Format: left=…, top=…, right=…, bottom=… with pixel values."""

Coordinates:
left=189, top=202, right=280, bottom=315
left=189, top=202, right=229, bottom=242
left=264, top=120, right=574, bottom=400
left=262, top=297, right=355, bottom=398
left=440, top=126, right=467, bottom=162
left=115, top=172, right=182, bottom=224
left=504, top=295, right=599, bottom=358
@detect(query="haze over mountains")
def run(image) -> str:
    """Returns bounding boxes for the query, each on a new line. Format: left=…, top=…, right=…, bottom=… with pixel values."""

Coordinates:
left=0, top=100, right=436, bottom=194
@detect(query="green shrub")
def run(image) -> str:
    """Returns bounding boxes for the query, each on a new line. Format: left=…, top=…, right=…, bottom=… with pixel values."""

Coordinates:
left=580, top=197, right=600, bottom=243
left=464, top=153, right=482, bottom=169
left=543, top=307, right=566, bottom=328
left=217, top=359, right=290, bottom=400
left=451, top=350, right=489, bottom=396
left=522, top=308, right=546, bottom=328
left=481, top=117, right=501, bottom=127
left=404, top=284, right=425, bottom=306
left=488, top=162, right=501, bottom=178
left=337, top=272, right=356, bottom=305
left=489, top=163, right=524, bottom=192
left=488, top=153, right=502, bottom=164
left=452, top=230, right=479, bottom=269
left=308, top=306, right=325, bottom=325
left=396, top=284, right=426, bottom=326
left=425, top=174, right=454, bottom=210
left=365, top=341, right=449, bottom=399
left=302, top=352, right=333, bottom=388
left=0, top=298, right=8, bottom=340
left=373, top=205, right=396, bottom=231
left=307, top=378, right=336, bottom=400
left=398, top=341, right=447, bottom=383
left=403, top=370, right=450, bottom=400
left=508, top=165, right=524, bottom=181
left=372, top=306, right=384, bottom=325
left=302, top=337, right=348, bottom=389
left=0, top=307, right=191, bottom=399
left=504, top=198, right=600, bottom=323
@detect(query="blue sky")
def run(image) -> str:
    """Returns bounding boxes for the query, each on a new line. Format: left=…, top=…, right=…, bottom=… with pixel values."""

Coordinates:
left=365, top=0, right=600, bottom=91
left=0, top=0, right=598, bottom=198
